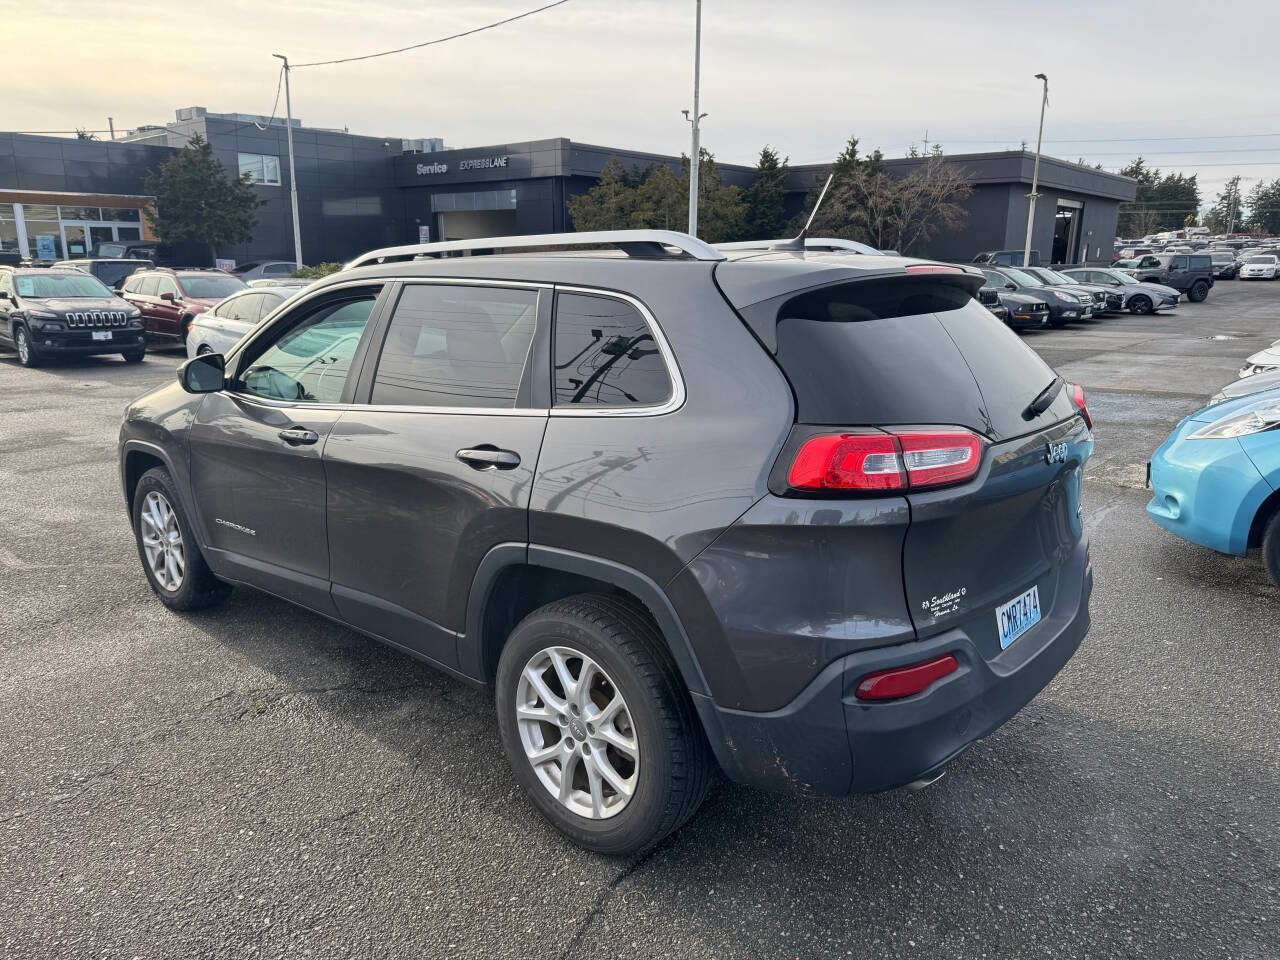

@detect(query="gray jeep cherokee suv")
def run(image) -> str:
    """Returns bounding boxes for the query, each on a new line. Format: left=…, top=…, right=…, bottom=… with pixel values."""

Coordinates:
left=118, top=230, right=1094, bottom=855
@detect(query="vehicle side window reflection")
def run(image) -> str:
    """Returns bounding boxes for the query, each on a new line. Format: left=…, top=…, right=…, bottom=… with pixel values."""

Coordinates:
left=553, top=293, right=671, bottom=407
left=237, top=296, right=376, bottom=404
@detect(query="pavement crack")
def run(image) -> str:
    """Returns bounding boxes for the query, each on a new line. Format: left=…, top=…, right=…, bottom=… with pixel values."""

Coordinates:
left=557, top=837, right=675, bottom=960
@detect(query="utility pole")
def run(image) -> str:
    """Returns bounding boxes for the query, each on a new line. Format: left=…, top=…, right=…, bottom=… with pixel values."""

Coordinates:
left=1227, top=178, right=1239, bottom=235
left=273, top=53, right=304, bottom=269
left=107, top=117, right=116, bottom=141
left=683, top=0, right=706, bottom=238
left=1022, top=73, right=1048, bottom=268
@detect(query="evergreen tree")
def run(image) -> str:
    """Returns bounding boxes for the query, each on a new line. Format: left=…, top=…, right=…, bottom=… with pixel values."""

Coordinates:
left=566, top=156, right=637, bottom=231
left=743, top=146, right=790, bottom=239
left=144, top=135, right=259, bottom=259
left=1205, top=177, right=1244, bottom=234
left=1246, top=180, right=1280, bottom=235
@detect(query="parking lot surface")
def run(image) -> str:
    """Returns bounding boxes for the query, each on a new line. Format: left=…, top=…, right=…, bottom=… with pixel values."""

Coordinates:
left=2, top=284, right=1279, bottom=960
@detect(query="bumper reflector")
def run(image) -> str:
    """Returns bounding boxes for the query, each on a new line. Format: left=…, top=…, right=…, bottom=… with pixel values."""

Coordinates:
left=855, top=653, right=959, bottom=701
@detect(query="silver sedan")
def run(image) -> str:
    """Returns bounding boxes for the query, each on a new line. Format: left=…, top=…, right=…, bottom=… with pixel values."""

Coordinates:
left=1061, top=267, right=1180, bottom=315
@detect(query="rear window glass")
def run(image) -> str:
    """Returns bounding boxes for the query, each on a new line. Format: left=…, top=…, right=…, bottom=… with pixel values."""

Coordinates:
left=773, top=278, right=1071, bottom=440
left=553, top=293, right=672, bottom=407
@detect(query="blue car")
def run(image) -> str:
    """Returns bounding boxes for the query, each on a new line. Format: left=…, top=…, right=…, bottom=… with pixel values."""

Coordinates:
left=1148, top=387, right=1280, bottom=585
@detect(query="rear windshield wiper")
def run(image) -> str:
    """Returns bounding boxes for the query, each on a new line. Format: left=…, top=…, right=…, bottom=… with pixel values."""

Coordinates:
left=1023, top=376, right=1064, bottom=421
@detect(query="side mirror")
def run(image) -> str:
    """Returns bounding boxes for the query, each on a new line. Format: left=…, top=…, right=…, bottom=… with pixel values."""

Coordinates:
left=1005, top=283, right=1016, bottom=291
left=178, top=352, right=226, bottom=394
left=160, top=291, right=175, bottom=302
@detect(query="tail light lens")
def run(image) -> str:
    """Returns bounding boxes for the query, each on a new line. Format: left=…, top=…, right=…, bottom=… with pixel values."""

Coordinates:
left=1070, top=383, right=1093, bottom=429
left=788, top=429, right=983, bottom=493
left=855, top=653, right=959, bottom=701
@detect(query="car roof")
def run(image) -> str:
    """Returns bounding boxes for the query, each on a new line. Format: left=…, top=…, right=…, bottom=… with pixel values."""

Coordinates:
left=226, top=284, right=300, bottom=298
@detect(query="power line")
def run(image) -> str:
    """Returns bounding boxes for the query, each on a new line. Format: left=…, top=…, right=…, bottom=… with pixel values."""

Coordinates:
left=292, top=0, right=574, bottom=68
left=252, top=66, right=286, bottom=132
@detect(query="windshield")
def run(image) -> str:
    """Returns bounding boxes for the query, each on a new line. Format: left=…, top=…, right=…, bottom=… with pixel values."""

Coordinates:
left=14, top=272, right=113, bottom=299
left=1037, top=269, right=1076, bottom=284
left=178, top=275, right=247, bottom=299
left=1211, top=252, right=1235, bottom=262
left=1248, top=255, right=1277, bottom=264
left=1109, top=271, right=1139, bottom=285
left=1000, top=267, right=1042, bottom=287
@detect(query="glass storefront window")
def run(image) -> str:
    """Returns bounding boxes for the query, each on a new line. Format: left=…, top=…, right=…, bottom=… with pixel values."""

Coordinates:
left=102, top=207, right=141, bottom=222
left=58, top=205, right=102, bottom=221
left=0, top=204, right=16, bottom=253
left=25, top=221, right=63, bottom=260
left=21, top=204, right=59, bottom=221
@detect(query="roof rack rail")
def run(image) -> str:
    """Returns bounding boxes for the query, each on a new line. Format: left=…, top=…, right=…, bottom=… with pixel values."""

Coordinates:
left=716, top=237, right=886, bottom=256
left=346, top=230, right=725, bottom=270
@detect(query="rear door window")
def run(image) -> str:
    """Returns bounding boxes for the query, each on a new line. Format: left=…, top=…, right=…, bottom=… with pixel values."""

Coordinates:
left=370, top=284, right=537, bottom=408
left=138, top=276, right=159, bottom=297
left=553, top=292, right=672, bottom=408
left=773, top=277, right=1072, bottom=440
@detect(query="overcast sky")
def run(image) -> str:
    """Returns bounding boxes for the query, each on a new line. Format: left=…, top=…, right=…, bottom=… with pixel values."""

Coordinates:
left=8, top=0, right=1280, bottom=205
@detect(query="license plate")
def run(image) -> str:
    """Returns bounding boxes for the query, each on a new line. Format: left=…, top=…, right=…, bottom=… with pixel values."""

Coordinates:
left=92, top=330, right=112, bottom=341
left=1083, top=309, right=1093, bottom=318
left=996, top=585, right=1041, bottom=650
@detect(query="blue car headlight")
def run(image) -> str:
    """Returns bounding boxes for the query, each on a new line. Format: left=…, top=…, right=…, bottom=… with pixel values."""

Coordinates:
left=1189, top=399, right=1280, bottom=439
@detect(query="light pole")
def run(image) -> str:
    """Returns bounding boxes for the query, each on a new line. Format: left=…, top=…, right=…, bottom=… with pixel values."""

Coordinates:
left=684, top=0, right=706, bottom=238
left=273, top=53, right=304, bottom=269
left=1022, top=72, right=1048, bottom=268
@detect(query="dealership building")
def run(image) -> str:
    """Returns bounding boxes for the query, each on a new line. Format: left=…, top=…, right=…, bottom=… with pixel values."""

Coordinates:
left=1, top=106, right=1135, bottom=266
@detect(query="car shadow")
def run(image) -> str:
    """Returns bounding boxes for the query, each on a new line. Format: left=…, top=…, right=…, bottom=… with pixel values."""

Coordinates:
left=163, top=577, right=1279, bottom=958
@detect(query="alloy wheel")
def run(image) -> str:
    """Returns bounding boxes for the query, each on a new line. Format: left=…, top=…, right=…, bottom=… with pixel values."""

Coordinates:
left=139, top=490, right=185, bottom=592
left=16, top=329, right=29, bottom=364
left=515, top=646, right=639, bottom=820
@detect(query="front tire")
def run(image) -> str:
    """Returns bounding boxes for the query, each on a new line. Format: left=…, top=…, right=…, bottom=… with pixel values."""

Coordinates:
left=132, top=466, right=230, bottom=611
left=1188, top=280, right=1209, bottom=302
left=14, top=325, right=41, bottom=367
left=495, top=594, right=711, bottom=856
left=122, top=345, right=146, bottom=363
left=1129, top=295, right=1153, bottom=315
left=1264, top=511, right=1280, bottom=590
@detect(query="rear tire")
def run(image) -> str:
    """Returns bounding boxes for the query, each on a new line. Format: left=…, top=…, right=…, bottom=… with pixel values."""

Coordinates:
left=1188, top=280, right=1209, bottom=302
left=1129, top=295, right=1153, bottom=315
left=197, top=344, right=213, bottom=356
left=122, top=345, right=145, bottom=363
left=495, top=593, right=711, bottom=856
left=14, top=325, right=41, bottom=367
left=1264, top=512, right=1280, bottom=590
left=132, top=466, right=230, bottom=611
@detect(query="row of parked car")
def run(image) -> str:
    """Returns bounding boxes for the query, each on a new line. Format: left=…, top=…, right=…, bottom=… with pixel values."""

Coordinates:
left=0, top=259, right=309, bottom=367
left=974, top=263, right=1183, bottom=330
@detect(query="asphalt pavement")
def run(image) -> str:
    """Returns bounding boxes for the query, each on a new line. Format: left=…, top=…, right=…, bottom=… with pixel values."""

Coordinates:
left=2, top=282, right=1278, bottom=959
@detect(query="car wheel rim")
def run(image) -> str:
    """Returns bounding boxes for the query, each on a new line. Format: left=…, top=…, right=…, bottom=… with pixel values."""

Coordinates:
left=516, top=646, right=639, bottom=820
left=17, top=331, right=28, bottom=363
left=140, top=490, right=185, bottom=592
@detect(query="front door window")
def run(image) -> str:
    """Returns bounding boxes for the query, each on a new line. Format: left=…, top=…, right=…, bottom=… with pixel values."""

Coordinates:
left=237, top=296, right=378, bottom=403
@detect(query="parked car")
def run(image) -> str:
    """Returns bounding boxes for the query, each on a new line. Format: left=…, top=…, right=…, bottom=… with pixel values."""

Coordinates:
left=978, top=265, right=1093, bottom=326
left=186, top=285, right=303, bottom=359
left=1239, top=338, right=1280, bottom=378
left=1060, top=267, right=1181, bottom=315
left=996, top=290, right=1051, bottom=329
left=1209, top=368, right=1280, bottom=406
left=1021, top=266, right=1121, bottom=314
left=1116, top=253, right=1214, bottom=301
left=0, top=266, right=145, bottom=366
left=1240, top=254, right=1279, bottom=280
left=231, top=260, right=303, bottom=283
left=1148, top=386, right=1280, bottom=588
left=973, top=249, right=1042, bottom=267
left=53, top=258, right=153, bottom=291
left=120, top=269, right=247, bottom=343
left=247, top=277, right=312, bottom=289
left=91, top=239, right=215, bottom=268
left=976, top=283, right=1009, bottom=322
left=1208, top=250, right=1239, bottom=279
left=118, top=229, right=1094, bottom=855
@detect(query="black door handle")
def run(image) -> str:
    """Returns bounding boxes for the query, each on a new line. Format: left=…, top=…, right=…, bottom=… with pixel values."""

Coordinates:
left=279, top=427, right=320, bottom=445
left=456, top=446, right=521, bottom=470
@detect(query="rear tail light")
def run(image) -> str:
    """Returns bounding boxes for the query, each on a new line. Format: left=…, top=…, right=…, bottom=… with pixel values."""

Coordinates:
left=1070, top=383, right=1093, bottom=429
left=788, top=429, right=983, bottom=493
left=855, top=653, right=959, bottom=701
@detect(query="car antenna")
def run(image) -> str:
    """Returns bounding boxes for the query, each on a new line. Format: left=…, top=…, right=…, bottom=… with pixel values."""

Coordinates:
left=770, top=173, right=834, bottom=252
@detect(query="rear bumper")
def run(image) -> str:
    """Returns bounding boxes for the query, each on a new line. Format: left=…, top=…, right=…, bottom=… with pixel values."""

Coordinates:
left=695, top=542, right=1092, bottom=796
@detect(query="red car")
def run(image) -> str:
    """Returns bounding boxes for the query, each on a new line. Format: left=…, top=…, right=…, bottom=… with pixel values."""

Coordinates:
left=120, top=269, right=246, bottom=343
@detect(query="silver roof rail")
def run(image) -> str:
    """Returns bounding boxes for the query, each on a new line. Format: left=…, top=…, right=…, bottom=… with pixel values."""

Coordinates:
left=716, top=237, right=886, bottom=256
left=346, top=230, right=725, bottom=269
